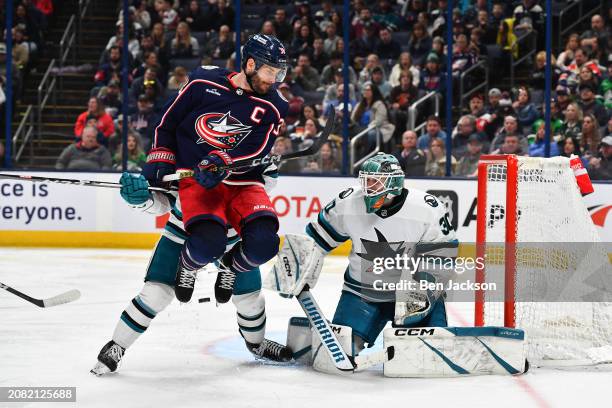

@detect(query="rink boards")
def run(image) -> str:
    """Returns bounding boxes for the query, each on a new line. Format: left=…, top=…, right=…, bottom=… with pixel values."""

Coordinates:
left=0, top=171, right=611, bottom=251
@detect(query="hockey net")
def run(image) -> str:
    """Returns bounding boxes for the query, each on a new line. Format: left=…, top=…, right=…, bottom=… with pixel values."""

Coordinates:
left=474, top=155, right=612, bottom=366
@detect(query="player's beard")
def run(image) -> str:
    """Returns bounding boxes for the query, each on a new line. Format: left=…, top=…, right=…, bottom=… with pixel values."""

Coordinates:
left=246, top=70, right=272, bottom=95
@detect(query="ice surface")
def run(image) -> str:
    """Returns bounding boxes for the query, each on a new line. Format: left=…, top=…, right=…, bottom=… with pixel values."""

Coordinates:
left=1, top=248, right=610, bottom=408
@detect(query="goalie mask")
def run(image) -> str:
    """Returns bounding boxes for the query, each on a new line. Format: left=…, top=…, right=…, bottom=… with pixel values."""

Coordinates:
left=358, top=153, right=405, bottom=213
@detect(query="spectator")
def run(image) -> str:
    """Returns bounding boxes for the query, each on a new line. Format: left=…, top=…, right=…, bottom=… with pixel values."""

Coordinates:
left=417, top=115, right=447, bottom=151
left=273, top=137, right=302, bottom=173
left=407, top=22, right=432, bottom=66
left=323, top=24, right=340, bottom=55
left=451, top=34, right=476, bottom=78
left=106, top=23, right=141, bottom=59
left=303, top=142, right=341, bottom=174
left=452, top=114, right=484, bottom=159
left=292, top=53, right=320, bottom=92
left=323, top=70, right=357, bottom=108
left=388, top=71, right=418, bottom=137
left=553, top=86, right=571, bottom=120
left=578, top=83, right=609, bottom=126
left=601, top=116, right=612, bottom=141
left=56, top=126, right=112, bottom=171
left=74, top=97, right=115, bottom=141
left=492, top=134, right=526, bottom=156
left=558, top=136, right=581, bottom=158
left=181, top=0, right=210, bottom=32
left=130, top=68, right=164, bottom=106
left=351, top=82, right=395, bottom=150
left=320, top=53, right=358, bottom=87
left=133, top=51, right=164, bottom=84
left=113, top=131, right=147, bottom=171
left=490, top=116, right=527, bottom=153
left=558, top=102, right=583, bottom=142
left=580, top=15, right=609, bottom=57
left=352, top=22, right=379, bottom=65
left=290, top=23, right=314, bottom=58
left=310, top=38, right=329, bottom=74
left=167, top=66, right=188, bottom=91
left=477, top=10, right=498, bottom=45
left=588, top=136, right=612, bottom=180
left=581, top=113, right=602, bottom=157
left=528, top=121, right=560, bottom=157
left=375, top=28, right=401, bottom=63
left=129, top=95, right=158, bottom=150
left=151, top=22, right=168, bottom=52
left=98, top=80, right=122, bottom=118
left=11, top=28, right=29, bottom=72
left=273, top=8, right=292, bottom=45
left=425, top=138, right=456, bottom=177
left=419, top=52, right=444, bottom=93
left=557, top=33, right=580, bottom=69
left=513, top=0, right=544, bottom=32
left=134, top=0, right=152, bottom=31
left=469, top=93, right=486, bottom=117
left=155, top=0, right=179, bottom=30
left=469, top=27, right=488, bottom=59
left=204, top=25, right=234, bottom=60
left=455, top=134, right=483, bottom=177
left=371, top=66, right=391, bottom=98
left=389, top=51, right=419, bottom=88
left=95, top=45, right=123, bottom=87
left=278, top=83, right=304, bottom=126
left=323, top=83, right=357, bottom=123
left=352, top=7, right=380, bottom=40
left=170, top=22, right=199, bottom=58
left=512, top=86, right=539, bottom=131
left=578, top=65, right=600, bottom=90
left=359, top=54, right=386, bottom=88
left=14, top=3, right=41, bottom=50
left=392, top=130, right=426, bottom=177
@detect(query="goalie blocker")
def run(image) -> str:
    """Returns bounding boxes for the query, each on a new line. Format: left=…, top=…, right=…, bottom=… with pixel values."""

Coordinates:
left=286, top=318, right=528, bottom=377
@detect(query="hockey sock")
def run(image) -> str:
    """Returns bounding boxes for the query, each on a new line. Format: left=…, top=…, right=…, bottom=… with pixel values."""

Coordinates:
left=229, top=217, right=279, bottom=273
left=233, top=291, right=266, bottom=345
left=112, top=282, right=173, bottom=349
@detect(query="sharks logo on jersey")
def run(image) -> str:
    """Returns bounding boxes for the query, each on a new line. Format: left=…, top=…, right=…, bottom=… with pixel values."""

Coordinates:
left=195, top=111, right=253, bottom=150
left=356, top=228, right=408, bottom=275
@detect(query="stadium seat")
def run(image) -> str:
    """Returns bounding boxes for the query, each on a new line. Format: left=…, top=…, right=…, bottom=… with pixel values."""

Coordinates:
left=191, top=31, right=209, bottom=47
left=241, top=18, right=264, bottom=32
left=241, top=4, right=268, bottom=19
left=169, top=58, right=202, bottom=72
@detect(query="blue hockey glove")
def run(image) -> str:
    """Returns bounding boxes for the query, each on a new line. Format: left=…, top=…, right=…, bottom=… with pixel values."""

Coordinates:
left=194, top=150, right=233, bottom=189
left=119, top=172, right=151, bottom=205
left=141, top=147, right=176, bottom=187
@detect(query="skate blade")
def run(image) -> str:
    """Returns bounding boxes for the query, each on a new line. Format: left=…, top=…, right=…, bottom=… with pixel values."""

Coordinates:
left=90, top=362, right=112, bottom=376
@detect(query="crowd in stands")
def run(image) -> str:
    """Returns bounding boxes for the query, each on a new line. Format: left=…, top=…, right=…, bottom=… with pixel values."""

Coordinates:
left=2, top=0, right=609, bottom=180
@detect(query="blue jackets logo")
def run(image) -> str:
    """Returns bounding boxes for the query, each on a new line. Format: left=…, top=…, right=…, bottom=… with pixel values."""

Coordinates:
left=195, top=111, right=252, bottom=149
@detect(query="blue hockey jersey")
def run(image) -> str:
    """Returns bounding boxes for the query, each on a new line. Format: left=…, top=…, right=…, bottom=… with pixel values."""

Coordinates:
left=153, top=66, right=289, bottom=186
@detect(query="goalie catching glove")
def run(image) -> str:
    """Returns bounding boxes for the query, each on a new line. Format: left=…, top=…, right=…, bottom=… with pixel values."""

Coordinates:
left=264, top=234, right=326, bottom=297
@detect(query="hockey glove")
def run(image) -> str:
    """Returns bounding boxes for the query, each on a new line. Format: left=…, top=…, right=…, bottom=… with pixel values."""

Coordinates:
left=141, top=147, right=176, bottom=187
left=194, top=150, right=233, bottom=189
left=119, top=172, right=151, bottom=205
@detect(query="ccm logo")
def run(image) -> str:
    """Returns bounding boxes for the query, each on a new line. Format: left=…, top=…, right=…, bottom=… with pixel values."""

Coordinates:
left=252, top=155, right=281, bottom=166
left=282, top=256, right=292, bottom=276
left=394, top=328, right=436, bottom=336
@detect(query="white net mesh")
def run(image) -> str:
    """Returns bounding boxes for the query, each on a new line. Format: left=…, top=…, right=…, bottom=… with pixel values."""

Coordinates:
left=479, top=156, right=612, bottom=366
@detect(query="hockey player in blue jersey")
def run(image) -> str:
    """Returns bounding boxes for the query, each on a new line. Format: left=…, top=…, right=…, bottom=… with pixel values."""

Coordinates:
left=91, top=171, right=293, bottom=376
left=141, top=34, right=289, bottom=305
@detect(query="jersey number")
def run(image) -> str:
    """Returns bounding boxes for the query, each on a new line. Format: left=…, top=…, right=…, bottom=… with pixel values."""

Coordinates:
left=439, top=213, right=453, bottom=235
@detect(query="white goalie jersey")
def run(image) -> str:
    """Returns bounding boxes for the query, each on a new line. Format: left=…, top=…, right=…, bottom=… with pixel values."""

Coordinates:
left=306, top=186, right=459, bottom=302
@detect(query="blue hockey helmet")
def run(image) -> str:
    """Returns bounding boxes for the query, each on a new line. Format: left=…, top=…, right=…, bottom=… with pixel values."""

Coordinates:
left=241, top=34, right=288, bottom=82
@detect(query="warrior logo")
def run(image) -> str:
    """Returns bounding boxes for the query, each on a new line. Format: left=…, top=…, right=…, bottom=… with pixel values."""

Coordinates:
left=195, top=111, right=252, bottom=149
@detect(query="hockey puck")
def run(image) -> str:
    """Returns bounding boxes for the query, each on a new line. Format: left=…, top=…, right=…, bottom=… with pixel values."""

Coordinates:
left=198, top=297, right=211, bottom=303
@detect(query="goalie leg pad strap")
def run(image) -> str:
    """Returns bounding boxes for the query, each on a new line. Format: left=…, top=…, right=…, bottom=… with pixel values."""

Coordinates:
left=383, top=326, right=527, bottom=377
left=233, top=291, right=266, bottom=345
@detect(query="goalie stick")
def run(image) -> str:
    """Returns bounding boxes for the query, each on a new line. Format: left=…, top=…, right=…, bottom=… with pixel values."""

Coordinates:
left=0, top=109, right=335, bottom=189
left=297, top=286, right=355, bottom=372
left=0, top=282, right=81, bottom=308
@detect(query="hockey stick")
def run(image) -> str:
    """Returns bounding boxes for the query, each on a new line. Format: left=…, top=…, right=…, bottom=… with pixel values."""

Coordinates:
left=297, top=286, right=356, bottom=372
left=0, top=282, right=81, bottom=308
left=161, top=109, right=336, bottom=181
left=0, top=173, right=175, bottom=192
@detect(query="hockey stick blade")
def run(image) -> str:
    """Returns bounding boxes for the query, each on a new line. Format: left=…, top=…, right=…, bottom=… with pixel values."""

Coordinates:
left=297, top=287, right=355, bottom=372
left=161, top=109, right=336, bottom=181
left=0, top=173, right=174, bottom=192
left=1, top=282, right=81, bottom=308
